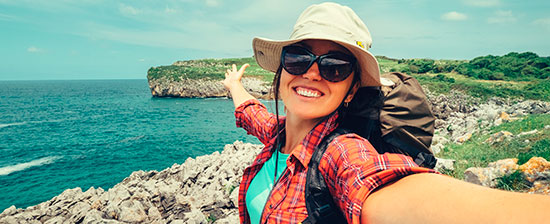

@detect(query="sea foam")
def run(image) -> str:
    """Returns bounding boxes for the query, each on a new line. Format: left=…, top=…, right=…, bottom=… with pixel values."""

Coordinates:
left=0, top=156, right=62, bottom=176
left=0, top=122, right=26, bottom=129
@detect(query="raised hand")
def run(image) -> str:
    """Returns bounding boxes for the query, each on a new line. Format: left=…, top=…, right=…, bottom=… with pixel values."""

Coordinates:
left=223, top=63, right=250, bottom=91
left=221, top=64, right=255, bottom=108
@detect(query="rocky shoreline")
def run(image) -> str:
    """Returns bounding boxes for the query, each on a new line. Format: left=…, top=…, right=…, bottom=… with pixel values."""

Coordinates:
left=0, top=142, right=262, bottom=224
left=2, top=89, right=550, bottom=223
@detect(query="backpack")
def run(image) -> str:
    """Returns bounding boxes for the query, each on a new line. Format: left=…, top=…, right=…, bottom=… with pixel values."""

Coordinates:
left=301, top=72, right=437, bottom=224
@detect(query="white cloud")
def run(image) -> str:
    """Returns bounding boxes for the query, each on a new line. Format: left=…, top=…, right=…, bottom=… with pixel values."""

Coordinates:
left=533, top=18, right=550, bottom=26
left=27, top=46, right=43, bottom=53
left=488, top=10, right=517, bottom=24
left=205, top=0, right=220, bottom=7
left=76, top=21, right=252, bottom=55
left=463, top=0, right=500, bottom=7
left=441, top=11, right=467, bottom=21
left=164, top=7, right=177, bottom=14
left=119, top=4, right=141, bottom=16
left=0, top=12, right=16, bottom=21
left=27, top=46, right=44, bottom=53
left=533, top=18, right=550, bottom=29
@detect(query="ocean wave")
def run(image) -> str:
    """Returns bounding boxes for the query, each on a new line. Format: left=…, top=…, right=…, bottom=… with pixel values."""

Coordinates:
left=0, top=122, right=26, bottom=129
left=118, top=135, right=145, bottom=143
left=31, top=118, right=79, bottom=124
left=0, top=156, right=62, bottom=176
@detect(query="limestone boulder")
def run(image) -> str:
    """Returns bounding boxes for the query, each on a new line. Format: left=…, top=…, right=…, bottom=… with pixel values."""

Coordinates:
left=464, top=158, right=519, bottom=187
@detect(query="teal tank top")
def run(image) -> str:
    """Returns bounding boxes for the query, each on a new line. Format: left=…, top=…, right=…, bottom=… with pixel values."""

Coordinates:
left=246, top=151, right=290, bottom=224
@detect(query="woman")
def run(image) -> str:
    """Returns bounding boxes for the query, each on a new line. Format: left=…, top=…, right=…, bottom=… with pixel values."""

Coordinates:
left=223, top=2, right=550, bottom=224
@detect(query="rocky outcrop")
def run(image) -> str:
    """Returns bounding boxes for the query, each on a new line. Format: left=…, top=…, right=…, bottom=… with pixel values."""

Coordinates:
left=148, top=76, right=270, bottom=99
left=464, top=158, right=519, bottom=188
left=0, top=141, right=263, bottom=224
left=427, top=90, right=550, bottom=151
left=464, top=157, right=550, bottom=195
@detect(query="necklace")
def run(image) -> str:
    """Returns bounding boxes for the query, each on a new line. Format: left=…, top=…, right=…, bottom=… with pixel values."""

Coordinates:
left=273, top=144, right=280, bottom=186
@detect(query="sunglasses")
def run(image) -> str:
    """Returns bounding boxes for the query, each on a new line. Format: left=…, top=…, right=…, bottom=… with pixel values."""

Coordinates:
left=281, top=45, right=356, bottom=82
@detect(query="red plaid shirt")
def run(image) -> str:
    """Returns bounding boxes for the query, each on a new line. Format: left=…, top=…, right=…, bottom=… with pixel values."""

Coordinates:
left=235, top=99, right=435, bottom=224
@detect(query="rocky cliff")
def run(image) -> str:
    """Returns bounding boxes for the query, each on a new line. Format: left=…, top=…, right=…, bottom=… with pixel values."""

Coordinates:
left=148, top=76, right=271, bottom=99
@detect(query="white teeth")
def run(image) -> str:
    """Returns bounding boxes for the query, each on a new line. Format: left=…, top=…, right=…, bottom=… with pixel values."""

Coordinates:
left=296, top=88, right=321, bottom=98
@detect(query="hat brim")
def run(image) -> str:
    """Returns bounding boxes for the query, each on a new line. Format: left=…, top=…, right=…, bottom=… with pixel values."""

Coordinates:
left=253, top=37, right=381, bottom=87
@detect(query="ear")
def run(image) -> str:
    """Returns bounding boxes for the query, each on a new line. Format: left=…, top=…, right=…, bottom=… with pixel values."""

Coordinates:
left=345, top=82, right=360, bottom=103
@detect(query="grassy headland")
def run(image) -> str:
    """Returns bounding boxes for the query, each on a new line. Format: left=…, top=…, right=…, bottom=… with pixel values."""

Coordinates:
left=147, top=52, right=550, bottom=101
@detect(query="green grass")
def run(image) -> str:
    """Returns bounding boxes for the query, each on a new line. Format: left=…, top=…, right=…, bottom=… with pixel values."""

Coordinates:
left=437, top=114, right=550, bottom=181
left=413, top=72, right=550, bottom=101
left=376, top=56, right=409, bottom=73
left=147, top=57, right=275, bottom=82
left=495, top=170, right=532, bottom=192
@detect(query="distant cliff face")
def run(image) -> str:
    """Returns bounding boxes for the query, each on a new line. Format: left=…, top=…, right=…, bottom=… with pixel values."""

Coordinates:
left=147, top=76, right=271, bottom=99
left=146, top=57, right=274, bottom=99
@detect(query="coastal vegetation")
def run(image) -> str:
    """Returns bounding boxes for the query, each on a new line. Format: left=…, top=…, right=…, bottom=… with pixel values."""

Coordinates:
left=147, top=57, right=273, bottom=82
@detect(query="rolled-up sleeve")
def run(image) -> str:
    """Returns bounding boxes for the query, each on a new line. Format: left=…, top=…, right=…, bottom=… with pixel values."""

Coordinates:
left=319, top=134, right=437, bottom=224
left=234, top=99, right=280, bottom=145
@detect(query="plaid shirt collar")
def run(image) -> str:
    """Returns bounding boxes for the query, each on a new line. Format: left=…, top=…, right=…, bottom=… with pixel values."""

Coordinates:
left=252, top=111, right=340, bottom=169
left=289, top=111, right=340, bottom=168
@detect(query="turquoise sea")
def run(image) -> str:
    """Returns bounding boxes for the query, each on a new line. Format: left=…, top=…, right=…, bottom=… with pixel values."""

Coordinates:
left=0, top=79, right=268, bottom=211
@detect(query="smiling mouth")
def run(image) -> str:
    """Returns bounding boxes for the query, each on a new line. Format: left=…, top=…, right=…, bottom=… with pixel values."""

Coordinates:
left=294, top=87, right=323, bottom=98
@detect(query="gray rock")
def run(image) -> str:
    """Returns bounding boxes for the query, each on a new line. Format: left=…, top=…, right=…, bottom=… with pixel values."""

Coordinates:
left=185, top=209, right=207, bottom=224
left=214, top=212, right=239, bottom=224
left=434, top=158, right=455, bottom=172
left=44, top=216, right=65, bottom=224
left=1, top=205, right=17, bottom=216
left=118, top=200, right=147, bottom=223
left=464, top=158, right=519, bottom=187
left=517, top=129, right=538, bottom=137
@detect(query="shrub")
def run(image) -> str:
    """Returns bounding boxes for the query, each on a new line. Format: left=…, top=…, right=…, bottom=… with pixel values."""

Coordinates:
left=435, top=74, right=455, bottom=83
left=409, top=59, right=435, bottom=73
left=453, top=52, right=549, bottom=81
left=521, top=66, right=540, bottom=77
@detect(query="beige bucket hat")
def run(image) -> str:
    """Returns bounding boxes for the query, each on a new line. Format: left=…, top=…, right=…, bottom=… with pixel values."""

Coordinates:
left=253, top=2, right=381, bottom=87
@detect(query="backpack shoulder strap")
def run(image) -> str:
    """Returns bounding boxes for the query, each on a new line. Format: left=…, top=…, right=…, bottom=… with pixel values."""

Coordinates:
left=302, top=128, right=350, bottom=224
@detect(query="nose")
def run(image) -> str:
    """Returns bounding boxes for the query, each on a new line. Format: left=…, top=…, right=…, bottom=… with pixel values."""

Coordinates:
left=301, top=62, right=322, bottom=81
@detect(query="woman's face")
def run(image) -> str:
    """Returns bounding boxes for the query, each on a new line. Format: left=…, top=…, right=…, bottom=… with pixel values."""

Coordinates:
left=279, top=39, right=357, bottom=121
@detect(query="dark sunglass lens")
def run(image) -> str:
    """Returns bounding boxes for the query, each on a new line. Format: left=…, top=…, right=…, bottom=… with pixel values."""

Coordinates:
left=283, top=48, right=313, bottom=75
left=319, top=57, right=353, bottom=82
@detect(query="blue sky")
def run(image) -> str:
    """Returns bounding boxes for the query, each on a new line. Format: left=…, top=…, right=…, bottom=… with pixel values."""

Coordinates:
left=1, top=0, right=549, bottom=80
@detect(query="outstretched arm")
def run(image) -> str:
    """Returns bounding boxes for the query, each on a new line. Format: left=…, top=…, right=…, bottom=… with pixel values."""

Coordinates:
left=361, top=173, right=550, bottom=224
left=223, top=64, right=256, bottom=108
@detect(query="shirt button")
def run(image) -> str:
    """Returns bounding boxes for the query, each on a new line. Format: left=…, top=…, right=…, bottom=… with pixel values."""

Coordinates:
left=269, top=204, right=272, bottom=209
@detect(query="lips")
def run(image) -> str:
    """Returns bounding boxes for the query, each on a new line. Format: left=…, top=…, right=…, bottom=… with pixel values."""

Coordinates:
left=294, top=86, right=324, bottom=98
